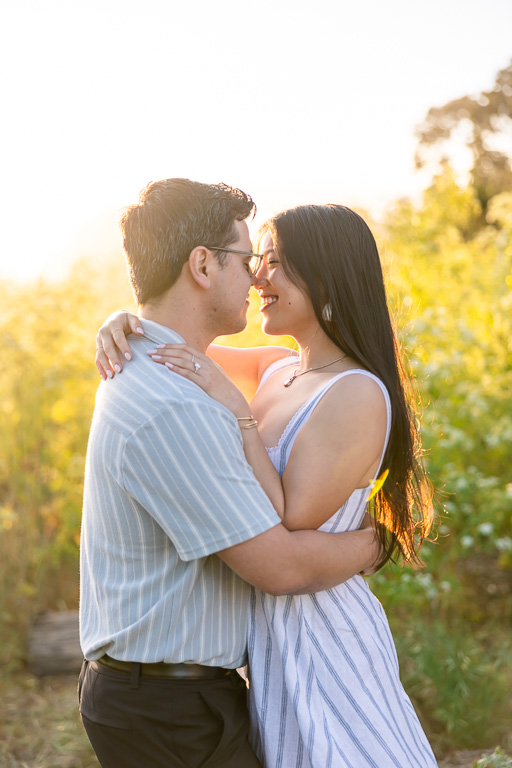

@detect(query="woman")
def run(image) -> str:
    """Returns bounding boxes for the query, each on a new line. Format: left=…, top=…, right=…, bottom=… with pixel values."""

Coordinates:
left=96, top=204, right=437, bottom=768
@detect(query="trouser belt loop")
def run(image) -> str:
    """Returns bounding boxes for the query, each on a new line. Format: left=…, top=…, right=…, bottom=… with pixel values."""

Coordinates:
left=130, top=662, right=141, bottom=689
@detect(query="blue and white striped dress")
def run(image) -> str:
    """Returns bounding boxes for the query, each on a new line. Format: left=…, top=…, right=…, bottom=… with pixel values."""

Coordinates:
left=248, top=369, right=438, bottom=768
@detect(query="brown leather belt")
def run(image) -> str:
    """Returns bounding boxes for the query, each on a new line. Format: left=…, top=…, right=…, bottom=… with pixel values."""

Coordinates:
left=96, top=654, right=232, bottom=679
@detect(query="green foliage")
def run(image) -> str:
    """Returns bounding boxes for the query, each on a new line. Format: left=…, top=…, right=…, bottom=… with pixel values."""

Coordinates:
left=382, top=169, right=512, bottom=576
left=385, top=613, right=511, bottom=752
left=473, top=748, right=512, bottom=768
left=0, top=260, right=134, bottom=670
left=370, top=166, right=512, bottom=749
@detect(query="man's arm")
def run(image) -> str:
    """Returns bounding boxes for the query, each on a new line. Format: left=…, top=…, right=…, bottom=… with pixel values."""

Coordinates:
left=217, top=522, right=379, bottom=596
left=123, top=395, right=379, bottom=587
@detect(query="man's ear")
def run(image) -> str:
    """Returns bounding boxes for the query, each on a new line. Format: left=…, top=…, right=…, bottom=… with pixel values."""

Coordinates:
left=187, top=246, right=212, bottom=289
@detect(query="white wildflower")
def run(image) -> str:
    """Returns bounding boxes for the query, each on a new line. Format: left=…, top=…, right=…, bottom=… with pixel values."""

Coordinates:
left=477, top=522, right=494, bottom=536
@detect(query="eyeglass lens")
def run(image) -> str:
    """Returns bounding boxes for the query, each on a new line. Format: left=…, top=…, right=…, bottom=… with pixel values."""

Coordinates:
left=248, top=255, right=262, bottom=276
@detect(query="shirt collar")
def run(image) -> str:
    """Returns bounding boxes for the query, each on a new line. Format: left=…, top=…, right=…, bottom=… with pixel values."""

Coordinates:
left=133, top=318, right=186, bottom=347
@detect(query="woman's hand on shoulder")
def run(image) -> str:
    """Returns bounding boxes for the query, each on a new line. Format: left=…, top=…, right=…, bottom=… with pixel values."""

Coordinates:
left=148, top=343, right=251, bottom=418
left=95, top=311, right=143, bottom=380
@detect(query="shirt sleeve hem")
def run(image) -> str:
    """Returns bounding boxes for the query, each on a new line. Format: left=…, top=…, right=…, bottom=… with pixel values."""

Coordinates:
left=176, top=517, right=281, bottom=562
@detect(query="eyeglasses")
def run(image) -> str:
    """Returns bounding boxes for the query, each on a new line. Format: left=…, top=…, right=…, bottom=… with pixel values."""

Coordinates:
left=206, top=246, right=263, bottom=278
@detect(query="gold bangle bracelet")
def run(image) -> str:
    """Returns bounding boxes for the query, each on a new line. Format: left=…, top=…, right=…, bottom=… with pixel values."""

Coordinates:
left=240, top=420, right=258, bottom=430
left=236, top=416, right=255, bottom=421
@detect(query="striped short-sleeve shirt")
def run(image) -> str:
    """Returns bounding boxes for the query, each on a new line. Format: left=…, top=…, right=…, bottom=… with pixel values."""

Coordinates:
left=79, top=319, right=280, bottom=668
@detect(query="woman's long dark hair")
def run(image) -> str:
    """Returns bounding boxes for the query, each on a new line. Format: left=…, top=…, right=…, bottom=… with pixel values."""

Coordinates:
left=260, top=204, right=434, bottom=569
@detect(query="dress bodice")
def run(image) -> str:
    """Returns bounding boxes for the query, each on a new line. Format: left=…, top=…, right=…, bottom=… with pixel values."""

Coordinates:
left=262, top=367, right=392, bottom=533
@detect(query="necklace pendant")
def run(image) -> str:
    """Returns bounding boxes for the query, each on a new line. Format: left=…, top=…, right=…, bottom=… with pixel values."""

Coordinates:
left=282, top=353, right=347, bottom=387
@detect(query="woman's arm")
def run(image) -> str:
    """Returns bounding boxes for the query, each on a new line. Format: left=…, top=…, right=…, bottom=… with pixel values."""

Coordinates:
left=94, top=310, right=295, bottom=396
left=235, top=417, right=286, bottom=518
left=150, top=343, right=286, bottom=516
left=206, top=344, right=297, bottom=399
left=279, top=374, right=388, bottom=530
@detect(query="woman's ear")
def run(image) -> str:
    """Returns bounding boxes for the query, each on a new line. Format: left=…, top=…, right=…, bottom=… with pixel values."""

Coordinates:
left=187, top=246, right=212, bottom=289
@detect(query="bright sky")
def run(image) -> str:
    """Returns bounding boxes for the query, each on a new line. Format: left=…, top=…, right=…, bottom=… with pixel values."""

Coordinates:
left=1, top=0, right=511, bottom=282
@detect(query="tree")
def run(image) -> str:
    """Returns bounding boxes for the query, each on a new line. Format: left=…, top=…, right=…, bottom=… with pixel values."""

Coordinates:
left=415, top=60, right=512, bottom=214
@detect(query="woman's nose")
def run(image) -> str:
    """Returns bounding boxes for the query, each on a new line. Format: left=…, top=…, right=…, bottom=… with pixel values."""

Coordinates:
left=252, top=265, right=268, bottom=286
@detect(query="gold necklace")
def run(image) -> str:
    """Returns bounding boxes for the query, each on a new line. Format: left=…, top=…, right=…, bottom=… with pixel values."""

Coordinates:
left=283, top=355, right=348, bottom=387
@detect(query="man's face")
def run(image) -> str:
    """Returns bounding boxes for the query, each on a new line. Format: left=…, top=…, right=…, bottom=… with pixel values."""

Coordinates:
left=208, top=220, right=255, bottom=336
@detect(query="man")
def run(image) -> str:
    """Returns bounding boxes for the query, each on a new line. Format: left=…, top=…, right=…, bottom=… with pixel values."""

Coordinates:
left=79, top=178, right=378, bottom=767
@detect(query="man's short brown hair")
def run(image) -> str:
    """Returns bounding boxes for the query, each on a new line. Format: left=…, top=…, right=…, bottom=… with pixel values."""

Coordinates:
left=120, top=178, right=255, bottom=305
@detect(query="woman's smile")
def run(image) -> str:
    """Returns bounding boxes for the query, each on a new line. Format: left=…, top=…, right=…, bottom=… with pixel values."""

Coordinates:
left=259, top=294, right=278, bottom=312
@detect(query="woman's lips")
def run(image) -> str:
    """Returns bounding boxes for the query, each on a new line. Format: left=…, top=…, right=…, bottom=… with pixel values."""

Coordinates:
left=260, top=295, right=278, bottom=311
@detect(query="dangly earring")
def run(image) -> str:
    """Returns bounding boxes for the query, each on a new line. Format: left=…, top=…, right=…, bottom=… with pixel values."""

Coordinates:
left=322, top=303, right=332, bottom=321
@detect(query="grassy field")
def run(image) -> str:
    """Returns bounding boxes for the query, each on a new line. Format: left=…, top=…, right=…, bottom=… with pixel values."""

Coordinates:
left=1, top=671, right=510, bottom=768
left=0, top=673, right=98, bottom=768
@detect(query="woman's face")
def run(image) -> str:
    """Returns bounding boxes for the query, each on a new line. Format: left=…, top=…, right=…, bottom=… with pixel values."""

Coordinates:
left=254, top=230, right=317, bottom=337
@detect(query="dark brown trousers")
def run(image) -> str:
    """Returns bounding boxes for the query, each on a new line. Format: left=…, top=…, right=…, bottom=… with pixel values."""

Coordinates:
left=78, top=659, right=262, bottom=768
